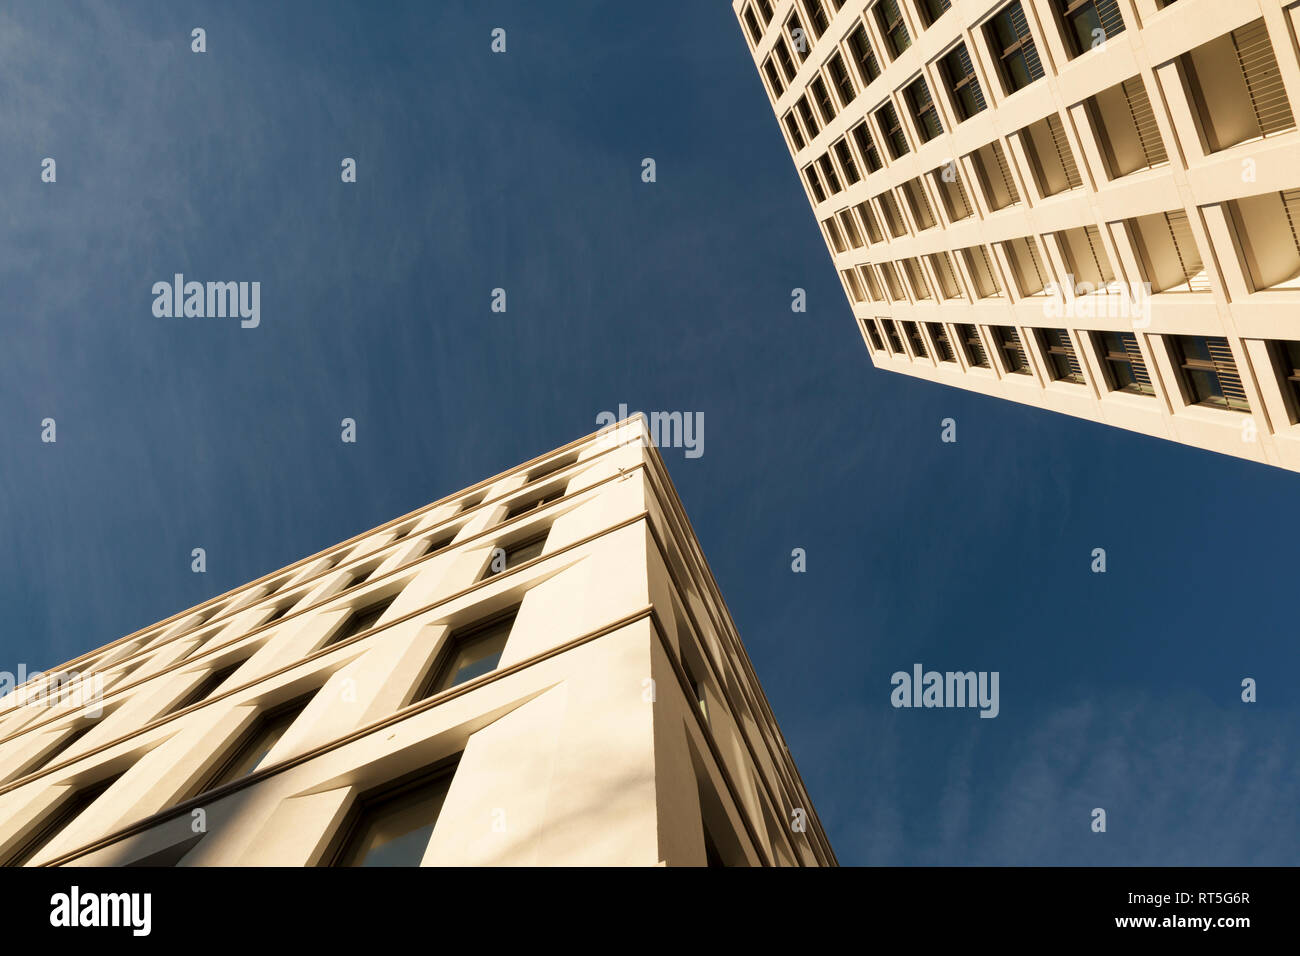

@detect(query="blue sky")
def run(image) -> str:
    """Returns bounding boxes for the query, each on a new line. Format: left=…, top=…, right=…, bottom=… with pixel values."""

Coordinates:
left=2, top=0, right=1296, bottom=865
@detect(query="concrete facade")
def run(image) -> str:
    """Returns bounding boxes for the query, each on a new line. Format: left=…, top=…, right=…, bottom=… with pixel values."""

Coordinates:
left=0, top=418, right=834, bottom=866
left=735, top=0, right=1300, bottom=470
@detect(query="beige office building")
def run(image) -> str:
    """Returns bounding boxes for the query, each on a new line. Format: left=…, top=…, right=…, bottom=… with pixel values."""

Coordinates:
left=736, top=0, right=1300, bottom=470
left=0, top=418, right=833, bottom=866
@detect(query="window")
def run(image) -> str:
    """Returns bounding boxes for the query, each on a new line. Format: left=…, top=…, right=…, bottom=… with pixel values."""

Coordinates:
left=1037, top=329, right=1085, bottom=383
left=843, top=269, right=866, bottom=302
left=993, top=326, right=1032, bottom=374
left=938, top=43, right=986, bottom=121
left=832, top=137, right=860, bottom=185
left=969, top=140, right=1020, bottom=210
left=900, top=178, right=936, bottom=230
left=505, top=487, right=562, bottom=521
left=811, top=76, right=837, bottom=124
left=916, top=0, right=951, bottom=28
left=855, top=201, right=884, bottom=244
left=337, top=561, right=382, bottom=595
left=796, top=95, right=821, bottom=140
left=483, top=532, right=548, bottom=580
left=817, top=153, right=843, bottom=195
left=927, top=323, right=956, bottom=361
left=801, top=0, right=830, bottom=39
left=1095, top=331, right=1154, bottom=395
left=876, top=102, right=909, bottom=159
left=459, top=493, right=485, bottom=514
left=1018, top=114, right=1083, bottom=196
left=961, top=244, right=1003, bottom=298
left=763, top=57, right=785, bottom=99
left=743, top=6, right=763, bottom=46
left=528, top=454, right=576, bottom=483
left=420, top=532, right=457, bottom=557
left=875, top=0, right=912, bottom=59
left=846, top=23, right=882, bottom=86
left=786, top=11, right=811, bottom=60
left=902, top=259, right=932, bottom=300
left=826, top=52, right=856, bottom=107
left=862, top=319, right=886, bottom=352
left=931, top=164, right=973, bottom=221
left=325, top=597, right=395, bottom=648
left=194, top=694, right=314, bottom=795
left=958, top=324, right=991, bottom=367
left=804, top=163, right=827, bottom=203
left=850, top=121, right=883, bottom=173
left=823, top=216, right=847, bottom=254
left=331, top=762, right=459, bottom=867
left=1085, top=77, right=1167, bottom=178
left=877, top=191, right=908, bottom=237
left=774, top=36, right=797, bottom=82
left=903, top=76, right=943, bottom=142
left=859, top=264, right=885, bottom=300
left=1171, top=336, right=1250, bottom=411
left=1128, top=210, right=1208, bottom=292
left=985, top=2, right=1044, bottom=94
left=1055, top=0, right=1124, bottom=57
left=262, top=600, right=295, bottom=624
left=167, top=660, right=245, bottom=715
left=1178, top=19, right=1295, bottom=152
left=1270, top=341, right=1300, bottom=420
left=1003, top=236, right=1051, bottom=296
left=1228, top=189, right=1300, bottom=291
left=756, top=0, right=775, bottom=23
left=928, top=252, right=962, bottom=299
left=416, top=610, right=517, bottom=699
left=783, top=111, right=806, bottom=151
left=1057, top=224, right=1114, bottom=291
left=838, top=208, right=864, bottom=248
left=879, top=262, right=907, bottom=301
left=902, top=320, right=929, bottom=356
left=883, top=319, right=906, bottom=354
left=5, top=773, right=124, bottom=867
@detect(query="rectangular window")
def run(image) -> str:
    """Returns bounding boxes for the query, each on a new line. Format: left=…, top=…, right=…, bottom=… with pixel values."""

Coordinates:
left=917, top=0, right=952, bottom=28
left=838, top=208, right=864, bottom=247
left=985, top=2, right=1045, bottom=94
left=1178, top=19, right=1295, bottom=152
left=796, top=95, right=821, bottom=139
left=325, top=596, right=396, bottom=647
left=482, top=531, right=548, bottom=580
left=330, top=761, right=459, bottom=867
left=903, top=76, right=944, bottom=142
left=961, top=244, right=1003, bottom=298
left=833, top=137, right=861, bottom=185
left=1003, top=236, right=1051, bottom=296
left=902, top=259, right=932, bottom=300
left=902, top=320, right=929, bottom=356
left=877, top=191, right=908, bottom=237
left=1058, top=224, right=1114, bottom=290
left=417, top=610, right=518, bottom=700
left=1037, top=328, right=1085, bottom=383
left=1094, top=331, right=1154, bottom=395
left=862, top=318, right=886, bottom=352
left=802, top=0, right=831, bottom=39
left=763, top=58, right=785, bottom=99
left=928, top=252, right=962, bottom=299
left=938, top=43, right=986, bottom=121
left=505, top=487, right=562, bottom=520
left=757, top=0, right=775, bottom=23
left=843, top=268, right=866, bottom=302
left=847, top=23, right=882, bottom=85
left=786, top=11, right=811, bottom=61
left=876, top=101, right=910, bottom=159
left=528, top=456, right=576, bottom=483
left=1085, top=77, right=1168, bottom=178
left=927, top=322, right=956, bottom=361
left=856, top=201, right=884, bottom=244
left=167, top=660, right=245, bottom=715
left=930, top=165, right=973, bottom=221
left=783, top=111, right=806, bottom=151
left=879, top=262, right=907, bottom=301
left=884, top=319, right=906, bottom=353
left=900, top=179, right=936, bottom=230
left=969, top=140, right=1020, bottom=210
left=1227, top=189, right=1300, bottom=291
left=1128, top=210, right=1208, bottom=292
left=875, top=0, right=912, bottom=60
left=743, top=6, right=764, bottom=47
left=1018, top=114, right=1083, bottom=196
left=817, top=153, right=843, bottom=195
left=826, top=52, right=856, bottom=107
left=5, top=773, right=124, bottom=867
left=859, top=265, right=885, bottom=300
left=811, top=76, right=837, bottom=124
left=774, top=37, right=798, bottom=82
left=194, top=693, right=314, bottom=796
left=1055, top=0, right=1124, bottom=57
left=1171, top=336, right=1250, bottom=411
left=958, top=324, right=991, bottom=367
left=823, top=216, right=847, bottom=253
left=993, top=326, right=1032, bottom=374
left=850, top=121, right=883, bottom=173
left=1270, top=340, right=1300, bottom=420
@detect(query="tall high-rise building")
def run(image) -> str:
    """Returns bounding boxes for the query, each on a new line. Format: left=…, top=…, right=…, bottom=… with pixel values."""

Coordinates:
left=0, top=418, right=833, bottom=867
left=736, top=0, right=1300, bottom=470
